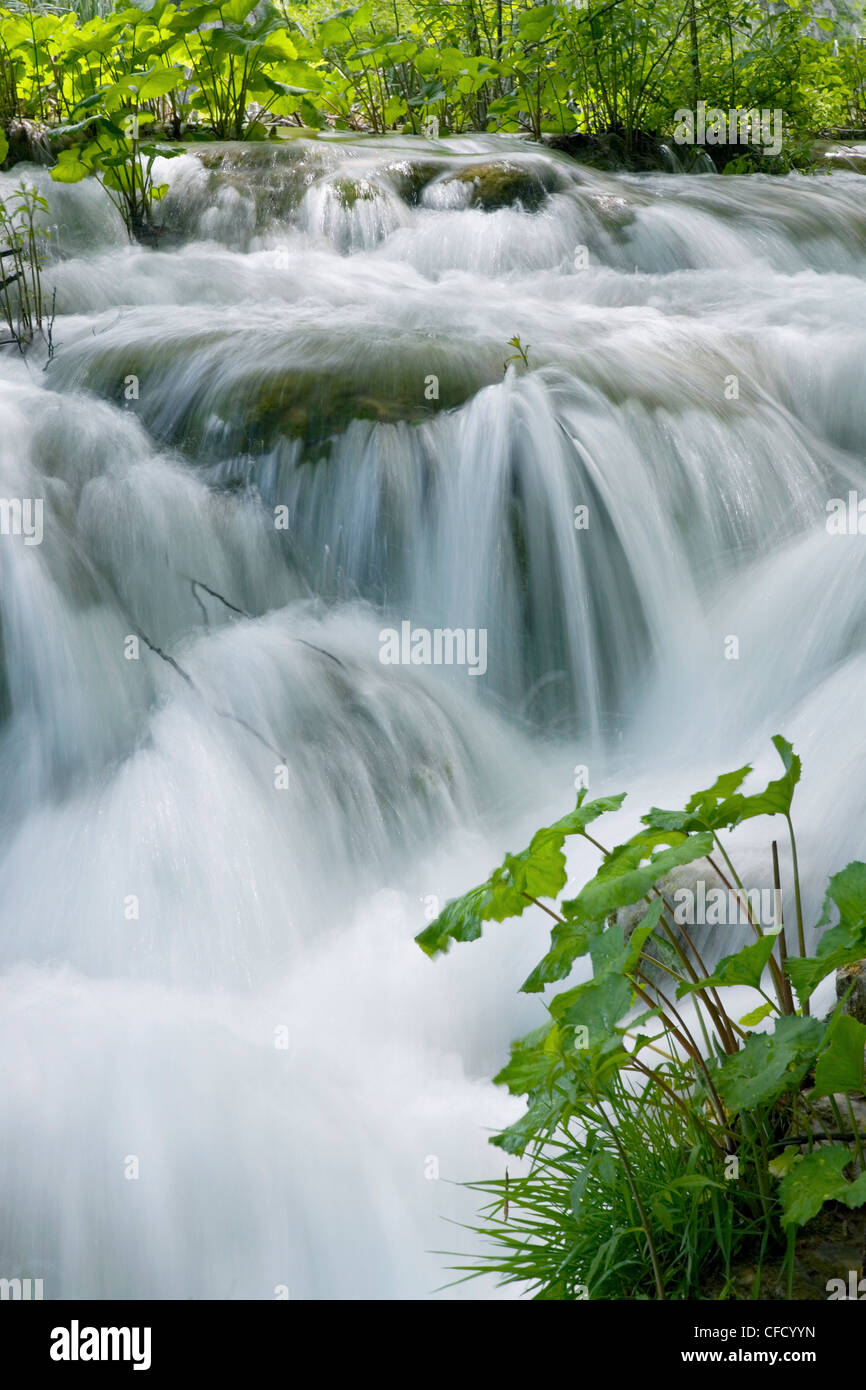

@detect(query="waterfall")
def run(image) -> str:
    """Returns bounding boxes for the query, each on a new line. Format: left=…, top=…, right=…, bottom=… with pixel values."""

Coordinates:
left=1, top=134, right=864, bottom=1297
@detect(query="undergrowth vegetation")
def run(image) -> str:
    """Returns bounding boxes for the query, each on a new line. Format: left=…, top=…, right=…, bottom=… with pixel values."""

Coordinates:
left=0, top=144, right=53, bottom=349
left=0, top=0, right=862, bottom=206
left=417, top=738, right=866, bottom=1299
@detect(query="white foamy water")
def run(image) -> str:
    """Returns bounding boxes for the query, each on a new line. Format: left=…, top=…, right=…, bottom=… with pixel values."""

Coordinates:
left=0, top=134, right=863, bottom=1297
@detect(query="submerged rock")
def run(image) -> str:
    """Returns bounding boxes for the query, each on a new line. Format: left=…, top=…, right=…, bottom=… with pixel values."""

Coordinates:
left=430, top=158, right=560, bottom=212
left=813, top=140, right=866, bottom=174
left=53, top=328, right=506, bottom=458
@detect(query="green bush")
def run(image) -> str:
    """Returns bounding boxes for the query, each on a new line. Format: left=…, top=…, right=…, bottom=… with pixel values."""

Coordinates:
left=418, top=738, right=866, bottom=1299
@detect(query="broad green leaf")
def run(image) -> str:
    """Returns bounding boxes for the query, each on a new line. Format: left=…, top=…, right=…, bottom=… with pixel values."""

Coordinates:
left=717, top=734, right=800, bottom=824
left=415, top=791, right=626, bottom=957
left=562, top=832, right=714, bottom=926
left=624, top=899, right=666, bottom=973
left=137, top=66, right=184, bottom=101
left=547, top=790, right=627, bottom=837
left=785, top=861, right=866, bottom=1006
left=490, top=1091, right=567, bottom=1156
left=768, top=1146, right=799, bottom=1178
left=677, top=934, right=779, bottom=997
left=643, top=737, right=799, bottom=833
left=651, top=1190, right=677, bottom=1234
left=643, top=764, right=751, bottom=832
left=568, top=1161, right=596, bottom=1221
left=50, top=150, right=90, bottom=183
left=813, top=1013, right=866, bottom=1098
left=519, top=918, right=602, bottom=994
left=518, top=3, right=556, bottom=39
left=549, top=970, right=634, bottom=1041
left=493, top=1022, right=561, bottom=1096
left=779, top=1146, right=866, bottom=1227
left=714, top=1013, right=825, bottom=1113
left=819, top=861, right=866, bottom=927
left=415, top=887, right=486, bottom=956
left=503, top=825, right=568, bottom=902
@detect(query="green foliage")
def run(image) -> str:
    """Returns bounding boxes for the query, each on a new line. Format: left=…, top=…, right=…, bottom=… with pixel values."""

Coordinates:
left=713, top=1014, right=826, bottom=1112
left=417, top=738, right=866, bottom=1298
left=503, top=333, right=530, bottom=370
left=786, top=863, right=866, bottom=1007
left=812, top=1013, right=866, bottom=1099
left=779, top=1147, right=866, bottom=1228
left=1, top=0, right=863, bottom=175
left=0, top=181, right=52, bottom=350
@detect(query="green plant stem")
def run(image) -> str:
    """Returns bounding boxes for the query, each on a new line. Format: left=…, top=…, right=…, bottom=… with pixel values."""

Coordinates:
left=785, top=812, right=807, bottom=961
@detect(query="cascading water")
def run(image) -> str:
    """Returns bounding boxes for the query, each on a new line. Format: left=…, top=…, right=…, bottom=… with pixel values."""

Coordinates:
left=1, top=133, right=864, bottom=1298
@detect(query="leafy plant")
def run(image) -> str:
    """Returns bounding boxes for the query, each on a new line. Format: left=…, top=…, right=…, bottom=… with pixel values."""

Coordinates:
left=503, top=333, right=530, bottom=369
left=418, top=738, right=866, bottom=1298
left=1, top=0, right=862, bottom=170
left=0, top=174, right=53, bottom=351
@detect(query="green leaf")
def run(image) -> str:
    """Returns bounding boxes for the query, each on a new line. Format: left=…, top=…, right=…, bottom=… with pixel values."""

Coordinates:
left=518, top=3, right=556, bottom=40
left=415, top=791, right=625, bottom=958
left=50, top=150, right=90, bottom=184
left=785, top=862, right=866, bottom=1007
left=643, top=737, right=799, bottom=834
left=677, top=934, right=779, bottom=997
left=714, top=1013, right=825, bottom=1113
left=651, top=1190, right=677, bottom=1234
left=415, top=887, right=486, bottom=956
left=568, top=1161, right=595, bottom=1221
left=503, top=826, right=568, bottom=902
left=562, top=832, right=715, bottom=927
left=779, top=1146, right=866, bottom=1227
left=813, top=1013, right=866, bottom=1098
left=644, top=764, right=752, bottom=832
left=137, top=66, right=184, bottom=101
left=0, top=130, right=8, bottom=166
left=740, top=1001, right=775, bottom=1027
left=490, top=1090, right=566, bottom=1156
left=493, top=1022, right=560, bottom=1096
left=624, top=899, right=666, bottom=973
left=768, top=1146, right=799, bottom=1178
left=819, top=861, right=866, bottom=927
left=549, top=970, right=634, bottom=1041
left=519, top=919, right=602, bottom=993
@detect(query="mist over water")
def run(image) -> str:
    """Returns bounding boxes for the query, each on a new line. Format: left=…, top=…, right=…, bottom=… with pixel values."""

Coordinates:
left=0, top=134, right=863, bottom=1297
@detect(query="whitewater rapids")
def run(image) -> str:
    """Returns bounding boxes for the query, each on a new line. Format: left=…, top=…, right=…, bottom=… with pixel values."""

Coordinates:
left=0, top=133, right=864, bottom=1297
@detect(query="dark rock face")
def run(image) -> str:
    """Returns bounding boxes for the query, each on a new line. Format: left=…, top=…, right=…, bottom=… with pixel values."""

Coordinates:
left=702, top=1205, right=866, bottom=1299
left=837, top=959, right=866, bottom=1023
left=546, top=128, right=668, bottom=172
left=3, top=118, right=52, bottom=167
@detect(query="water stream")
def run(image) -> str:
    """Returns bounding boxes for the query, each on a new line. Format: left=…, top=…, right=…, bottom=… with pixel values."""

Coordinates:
left=1, top=134, right=864, bottom=1297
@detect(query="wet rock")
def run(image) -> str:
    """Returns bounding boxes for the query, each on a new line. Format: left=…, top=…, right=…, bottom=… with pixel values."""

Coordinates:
left=379, top=158, right=447, bottom=205
left=3, top=119, right=53, bottom=167
left=812, top=140, right=866, bottom=174
left=546, top=129, right=668, bottom=173
left=55, top=331, right=505, bottom=458
left=702, top=1205, right=866, bottom=1299
left=330, top=177, right=381, bottom=209
left=837, top=959, right=866, bottom=1022
left=436, top=158, right=559, bottom=212
left=583, top=191, right=637, bottom=228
